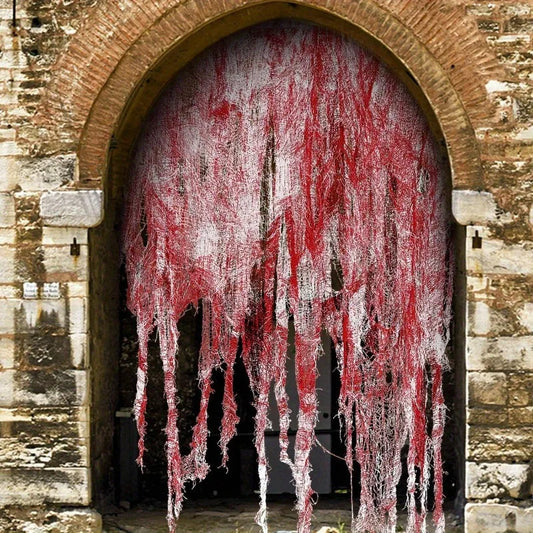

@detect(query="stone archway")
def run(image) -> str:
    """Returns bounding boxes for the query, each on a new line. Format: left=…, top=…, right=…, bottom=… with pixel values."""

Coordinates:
left=85, top=9, right=472, bottom=532
left=36, top=0, right=500, bottom=190
left=73, top=2, right=494, bottom=531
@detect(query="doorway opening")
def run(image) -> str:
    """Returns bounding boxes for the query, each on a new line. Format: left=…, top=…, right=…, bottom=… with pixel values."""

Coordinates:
left=90, top=16, right=465, bottom=532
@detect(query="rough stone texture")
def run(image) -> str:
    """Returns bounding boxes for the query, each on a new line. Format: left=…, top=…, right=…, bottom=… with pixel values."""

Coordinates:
left=452, top=189, right=511, bottom=225
left=468, top=371, right=507, bottom=405
left=0, top=0, right=531, bottom=529
left=466, top=335, right=533, bottom=370
left=0, top=507, right=101, bottom=533
left=467, top=426, right=533, bottom=462
left=40, top=190, right=103, bottom=227
left=18, top=154, right=77, bottom=191
left=465, top=503, right=533, bottom=533
left=466, top=462, right=532, bottom=499
left=0, top=467, right=90, bottom=506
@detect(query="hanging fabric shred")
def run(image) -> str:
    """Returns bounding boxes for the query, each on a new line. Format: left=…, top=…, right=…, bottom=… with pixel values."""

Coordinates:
left=123, top=20, right=453, bottom=533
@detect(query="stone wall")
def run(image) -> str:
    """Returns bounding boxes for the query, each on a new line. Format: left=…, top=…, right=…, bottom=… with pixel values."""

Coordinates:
left=0, top=1, right=531, bottom=532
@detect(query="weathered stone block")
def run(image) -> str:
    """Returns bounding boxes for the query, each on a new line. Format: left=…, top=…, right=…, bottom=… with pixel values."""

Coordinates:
left=68, top=298, right=88, bottom=334
left=0, top=140, right=21, bottom=157
left=466, top=228, right=533, bottom=276
left=467, top=300, right=520, bottom=337
left=70, top=333, right=87, bottom=368
left=467, top=406, right=508, bottom=425
left=465, top=503, right=533, bottom=533
left=0, top=507, right=102, bottom=533
left=67, top=281, right=88, bottom=298
left=0, top=337, right=15, bottom=369
left=42, top=226, right=88, bottom=245
left=0, top=436, right=88, bottom=468
left=0, top=245, right=15, bottom=283
left=40, top=190, right=103, bottom=227
left=43, top=244, right=89, bottom=280
left=466, top=4, right=496, bottom=17
left=466, top=462, right=532, bottom=499
left=0, top=467, right=90, bottom=505
left=485, top=79, right=526, bottom=94
left=515, top=125, right=533, bottom=140
left=500, top=5, right=531, bottom=17
left=508, top=372, right=533, bottom=406
left=0, top=228, right=16, bottom=245
left=10, top=298, right=68, bottom=334
left=508, top=406, right=533, bottom=426
left=505, top=17, right=533, bottom=34
left=468, top=301, right=491, bottom=336
left=466, top=335, right=533, bottom=371
left=0, top=156, right=18, bottom=192
left=452, top=190, right=510, bottom=225
left=0, top=369, right=87, bottom=407
left=19, top=154, right=76, bottom=190
left=518, top=302, right=533, bottom=332
left=467, top=426, right=533, bottom=461
left=477, top=20, right=499, bottom=33
left=0, top=193, right=15, bottom=227
left=514, top=94, right=533, bottom=123
left=468, top=371, right=507, bottom=405
left=0, top=407, right=89, bottom=439
left=16, top=332, right=71, bottom=368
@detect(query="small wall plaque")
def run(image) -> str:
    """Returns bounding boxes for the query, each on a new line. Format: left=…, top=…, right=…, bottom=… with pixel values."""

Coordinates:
left=23, top=282, right=38, bottom=299
left=42, top=282, right=61, bottom=299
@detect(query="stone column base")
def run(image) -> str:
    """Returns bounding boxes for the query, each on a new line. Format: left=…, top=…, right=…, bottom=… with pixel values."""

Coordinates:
left=0, top=507, right=102, bottom=533
left=466, top=503, right=533, bottom=533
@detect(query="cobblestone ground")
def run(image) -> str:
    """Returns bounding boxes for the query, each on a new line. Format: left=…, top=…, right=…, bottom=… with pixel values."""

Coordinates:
left=102, top=498, right=463, bottom=532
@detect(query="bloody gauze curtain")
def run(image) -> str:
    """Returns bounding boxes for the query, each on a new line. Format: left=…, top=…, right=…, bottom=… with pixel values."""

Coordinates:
left=123, top=21, right=453, bottom=533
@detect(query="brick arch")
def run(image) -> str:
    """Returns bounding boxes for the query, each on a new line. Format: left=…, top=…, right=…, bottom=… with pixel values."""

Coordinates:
left=40, top=0, right=503, bottom=189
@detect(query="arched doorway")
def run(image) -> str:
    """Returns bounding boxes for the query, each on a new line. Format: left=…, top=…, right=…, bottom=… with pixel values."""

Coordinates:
left=108, top=19, right=460, bottom=533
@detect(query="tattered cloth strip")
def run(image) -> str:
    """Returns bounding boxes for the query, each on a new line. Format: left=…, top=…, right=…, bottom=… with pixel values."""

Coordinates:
left=123, top=20, right=453, bottom=533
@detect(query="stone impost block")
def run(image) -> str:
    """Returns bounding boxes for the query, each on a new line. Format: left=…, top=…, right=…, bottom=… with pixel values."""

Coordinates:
left=40, top=190, right=103, bottom=227
left=452, top=190, right=511, bottom=225
left=466, top=462, right=532, bottom=499
left=465, top=503, right=533, bottom=533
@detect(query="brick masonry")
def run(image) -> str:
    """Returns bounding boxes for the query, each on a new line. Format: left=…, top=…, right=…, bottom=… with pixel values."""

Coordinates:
left=0, top=1, right=532, bottom=532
